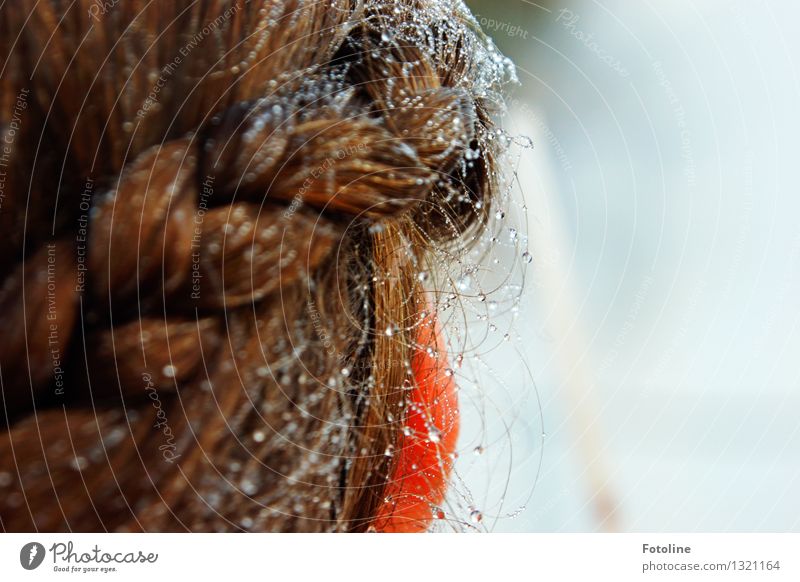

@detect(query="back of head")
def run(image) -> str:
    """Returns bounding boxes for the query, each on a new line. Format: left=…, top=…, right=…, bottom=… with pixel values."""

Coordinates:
left=0, top=0, right=511, bottom=531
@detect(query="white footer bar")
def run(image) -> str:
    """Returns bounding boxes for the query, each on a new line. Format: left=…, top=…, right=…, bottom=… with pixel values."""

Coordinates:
left=1, top=533, right=796, bottom=580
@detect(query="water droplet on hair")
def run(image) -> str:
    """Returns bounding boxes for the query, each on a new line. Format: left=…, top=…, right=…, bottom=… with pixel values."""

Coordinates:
left=465, top=146, right=481, bottom=160
left=384, top=445, right=395, bottom=457
left=428, top=426, right=442, bottom=443
left=522, top=250, right=533, bottom=264
left=474, top=445, right=484, bottom=455
left=340, top=367, right=350, bottom=377
left=162, top=364, right=177, bottom=378
left=385, top=326, right=395, bottom=337
left=516, top=135, right=535, bottom=149
left=444, top=368, right=453, bottom=377
left=417, top=271, right=429, bottom=282
left=252, top=430, right=265, bottom=443
left=70, top=456, right=88, bottom=471
left=469, top=508, right=483, bottom=523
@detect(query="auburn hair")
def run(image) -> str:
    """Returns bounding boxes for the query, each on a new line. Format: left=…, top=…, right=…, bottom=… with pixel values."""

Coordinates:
left=0, top=0, right=506, bottom=531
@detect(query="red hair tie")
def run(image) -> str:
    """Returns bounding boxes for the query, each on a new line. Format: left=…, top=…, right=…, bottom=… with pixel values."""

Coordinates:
left=374, top=315, right=459, bottom=532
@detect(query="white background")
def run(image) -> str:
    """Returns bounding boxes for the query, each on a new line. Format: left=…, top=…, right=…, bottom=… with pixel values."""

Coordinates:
left=455, top=0, right=800, bottom=532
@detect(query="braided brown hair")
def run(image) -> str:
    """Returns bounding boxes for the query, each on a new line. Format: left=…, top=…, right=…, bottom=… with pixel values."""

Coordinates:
left=0, top=0, right=509, bottom=531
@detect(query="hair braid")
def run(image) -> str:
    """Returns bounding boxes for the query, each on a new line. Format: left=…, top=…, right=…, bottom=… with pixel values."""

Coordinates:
left=0, top=0, right=509, bottom=532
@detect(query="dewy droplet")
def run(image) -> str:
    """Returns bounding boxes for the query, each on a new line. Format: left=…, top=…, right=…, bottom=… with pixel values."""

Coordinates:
left=428, top=426, right=442, bottom=443
left=384, top=444, right=395, bottom=457
left=469, top=508, right=483, bottom=523
left=385, top=325, right=395, bottom=337
left=522, top=250, right=533, bottom=264
left=70, top=456, right=88, bottom=471
left=162, top=364, right=177, bottom=378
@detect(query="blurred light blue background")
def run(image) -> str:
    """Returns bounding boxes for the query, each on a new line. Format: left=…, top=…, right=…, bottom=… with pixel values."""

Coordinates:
left=454, top=0, right=800, bottom=532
